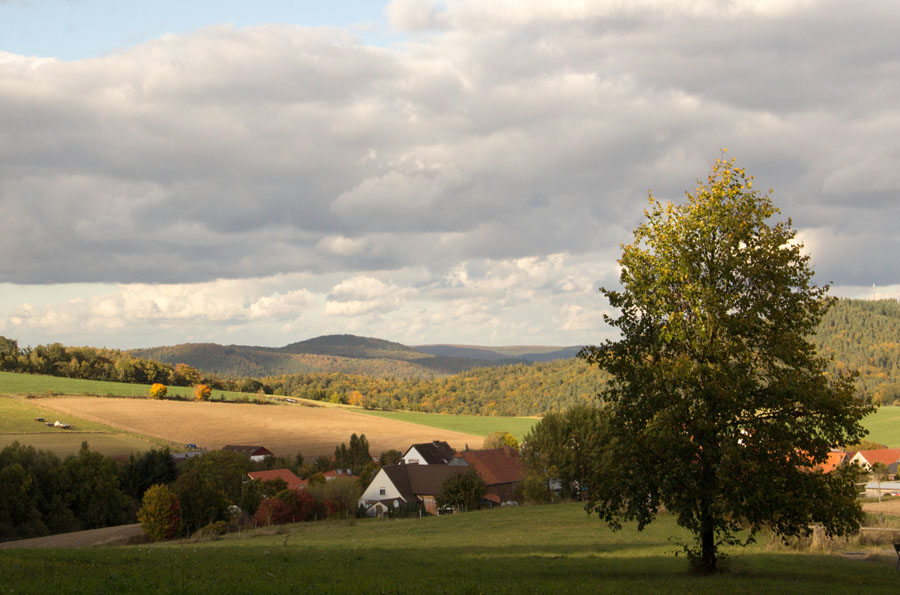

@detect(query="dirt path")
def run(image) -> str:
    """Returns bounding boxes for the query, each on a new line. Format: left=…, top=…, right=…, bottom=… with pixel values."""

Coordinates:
left=0, top=524, right=144, bottom=549
left=33, top=396, right=484, bottom=457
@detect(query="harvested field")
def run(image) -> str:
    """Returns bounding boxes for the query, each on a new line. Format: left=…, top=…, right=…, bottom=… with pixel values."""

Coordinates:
left=33, top=397, right=484, bottom=457
left=861, top=499, right=900, bottom=516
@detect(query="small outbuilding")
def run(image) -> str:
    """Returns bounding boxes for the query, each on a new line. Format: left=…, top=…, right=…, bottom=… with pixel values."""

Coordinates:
left=222, top=445, right=274, bottom=462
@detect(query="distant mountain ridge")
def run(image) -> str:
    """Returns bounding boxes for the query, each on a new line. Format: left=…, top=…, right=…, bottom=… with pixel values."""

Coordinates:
left=129, top=334, right=580, bottom=379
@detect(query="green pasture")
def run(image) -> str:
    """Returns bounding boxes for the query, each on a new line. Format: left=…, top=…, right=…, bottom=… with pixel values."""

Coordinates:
left=2, top=504, right=898, bottom=594
left=0, top=370, right=276, bottom=403
left=0, top=396, right=171, bottom=456
left=860, top=406, right=900, bottom=447
left=357, top=409, right=538, bottom=441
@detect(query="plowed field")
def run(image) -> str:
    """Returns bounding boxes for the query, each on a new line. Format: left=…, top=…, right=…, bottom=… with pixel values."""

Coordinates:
left=33, top=397, right=483, bottom=457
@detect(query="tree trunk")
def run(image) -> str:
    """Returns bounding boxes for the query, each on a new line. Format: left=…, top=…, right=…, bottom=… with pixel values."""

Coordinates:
left=699, top=516, right=716, bottom=574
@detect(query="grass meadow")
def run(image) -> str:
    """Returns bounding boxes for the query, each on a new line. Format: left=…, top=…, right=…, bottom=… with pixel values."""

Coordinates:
left=356, top=409, right=539, bottom=441
left=0, top=395, right=173, bottom=457
left=2, top=503, right=898, bottom=594
left=859, top=406, right=900, bottom=447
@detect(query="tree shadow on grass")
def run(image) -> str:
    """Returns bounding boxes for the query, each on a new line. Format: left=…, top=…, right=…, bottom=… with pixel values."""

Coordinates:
left=2, top=543, right=898, bottom=595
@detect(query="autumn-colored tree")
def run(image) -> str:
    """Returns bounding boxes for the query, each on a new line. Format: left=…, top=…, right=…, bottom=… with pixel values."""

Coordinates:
left=149, top=383, right=167, bottom=400
left=194, top=384, right=211, bottom=401
left=137, top=484, right=181, bottom=542
left=483, top=432, right=519, bottom=450
left=580, top=156, right=871, bottom=573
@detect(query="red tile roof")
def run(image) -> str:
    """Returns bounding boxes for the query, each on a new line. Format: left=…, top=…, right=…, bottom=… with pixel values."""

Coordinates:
left=456, top=448, right=525, bottom=486
left=855, top=448, right=900, bottom=467
left=247, top=469, right=303, bottom=489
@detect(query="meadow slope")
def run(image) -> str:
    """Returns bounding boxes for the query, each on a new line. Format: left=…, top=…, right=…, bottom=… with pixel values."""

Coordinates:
left=1, top=504, right=897, bottom=594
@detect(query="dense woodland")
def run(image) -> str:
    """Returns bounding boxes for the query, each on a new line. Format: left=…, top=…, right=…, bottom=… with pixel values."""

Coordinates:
left=2, top=298, right=900, bottom=415
left=814, top=299, right=900, bottom=405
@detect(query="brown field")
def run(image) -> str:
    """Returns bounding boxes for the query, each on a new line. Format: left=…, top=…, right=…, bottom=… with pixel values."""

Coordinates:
left=32, top=396, right=484, bottom=457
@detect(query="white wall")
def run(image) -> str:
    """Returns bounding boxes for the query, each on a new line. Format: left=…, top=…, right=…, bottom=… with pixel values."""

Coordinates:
left=402, top=446, right=427, bottom=465
left=358, top=468, right=406, bottom=508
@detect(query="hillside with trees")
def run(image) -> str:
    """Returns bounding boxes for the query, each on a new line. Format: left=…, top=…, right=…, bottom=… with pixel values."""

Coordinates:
left=815, top=298, right=900, bottom=405
left=3, top=299, right=900, bottom=415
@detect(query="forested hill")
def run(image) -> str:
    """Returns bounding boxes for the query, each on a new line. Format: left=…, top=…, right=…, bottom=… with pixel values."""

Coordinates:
left=815, top=298, right=900, bottom=405
left=129, top=335, right=560, bottom=379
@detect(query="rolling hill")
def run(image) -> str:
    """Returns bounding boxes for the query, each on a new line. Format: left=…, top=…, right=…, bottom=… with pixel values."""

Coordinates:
left=129, top=334, right=571, bottom=379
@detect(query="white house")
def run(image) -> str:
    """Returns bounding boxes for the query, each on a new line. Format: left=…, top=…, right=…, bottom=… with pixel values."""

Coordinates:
left=401, top=440, right=456, bottom=465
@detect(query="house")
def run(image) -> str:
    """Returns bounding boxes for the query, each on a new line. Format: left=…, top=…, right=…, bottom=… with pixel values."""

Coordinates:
left=864, top=480, right=900, bottom=498
left=222, top=445, right=274, bottom=462
left=323, top=469, right=355, bottom=481
left=358, top=464, right=467, bottom=516
left=848, top=448, right=900, bottom=471
left=248, top=469, right=304, bottom=490
left=401, top=440, right=456, bottom=465
left=452, top=447, right=525, bottom=505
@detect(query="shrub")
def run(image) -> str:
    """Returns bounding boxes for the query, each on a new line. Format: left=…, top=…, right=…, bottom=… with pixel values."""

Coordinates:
left=194, top=384, right=211, bottom=401
left=149, top=383, right=167, bottom=400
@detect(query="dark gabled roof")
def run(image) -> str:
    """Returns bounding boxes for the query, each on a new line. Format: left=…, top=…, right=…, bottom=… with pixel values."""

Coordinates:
left=404, top=440, right=456, bottom=464
left=456, top=448, right=525, bottom=486
left=380, top=464, right=467, bottom=500
left=222, top=445, right=273, bottom=456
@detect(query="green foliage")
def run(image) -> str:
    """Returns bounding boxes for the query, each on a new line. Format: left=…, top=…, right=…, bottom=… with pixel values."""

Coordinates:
left=521, top=405, right=611, bottom=501
left=59, top=442, right=130, bottom=530
left=137, top=484, right=181, bottom=542
left=118, top=448, right=177, bottom=501
left=333, top=433, right=371, bottom=475
left=379, top=449, right=402, bottom=466
left=437, top=468, right=486, bottom=511
left=580, top=158, right=872, bottom=573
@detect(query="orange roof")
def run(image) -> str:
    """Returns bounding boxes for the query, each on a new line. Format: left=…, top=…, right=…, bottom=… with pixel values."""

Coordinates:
left=247, top=469, right=303, bottom=489
left=855, top=448, right=900, bottom=467
left=456, top=448, right=525, bottom=486
left=814, top=451, right=848, bottom=473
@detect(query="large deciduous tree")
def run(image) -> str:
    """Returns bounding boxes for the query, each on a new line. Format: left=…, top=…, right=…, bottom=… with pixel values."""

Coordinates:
left=579, top=157, right=872, bottom=574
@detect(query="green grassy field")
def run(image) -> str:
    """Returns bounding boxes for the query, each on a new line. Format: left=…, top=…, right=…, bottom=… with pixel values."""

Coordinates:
left=1, top=504, right=897, bottom=593
left=356, top=409, right=538, bottom=441
left=859, top=406, right=900, bottom=447
left=0, top=370, right=273, bottom=402
left=0, top=396, right=172, bottom=457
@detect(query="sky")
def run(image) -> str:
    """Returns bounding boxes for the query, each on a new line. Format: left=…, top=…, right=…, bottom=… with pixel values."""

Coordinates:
left=1, top=0, right=899, bottom=350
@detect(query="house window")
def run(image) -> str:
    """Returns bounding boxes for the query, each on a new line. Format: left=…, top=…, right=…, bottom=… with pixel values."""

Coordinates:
left=379, top=487, right=386, bottom=496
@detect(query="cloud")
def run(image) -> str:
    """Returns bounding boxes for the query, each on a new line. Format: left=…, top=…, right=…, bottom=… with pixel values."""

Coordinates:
left=2, top=2, right=900, bottom=346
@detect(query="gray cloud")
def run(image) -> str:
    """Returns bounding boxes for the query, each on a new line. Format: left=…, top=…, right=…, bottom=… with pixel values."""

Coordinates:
left=1, top=0, right=899, bottom=293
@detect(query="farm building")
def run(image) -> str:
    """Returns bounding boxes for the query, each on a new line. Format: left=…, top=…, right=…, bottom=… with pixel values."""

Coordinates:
left=451, top=447, right=525, bottom=505
left=864, top=480, right=900, bottom=498
left=222, top=445, right=274, bottom=462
